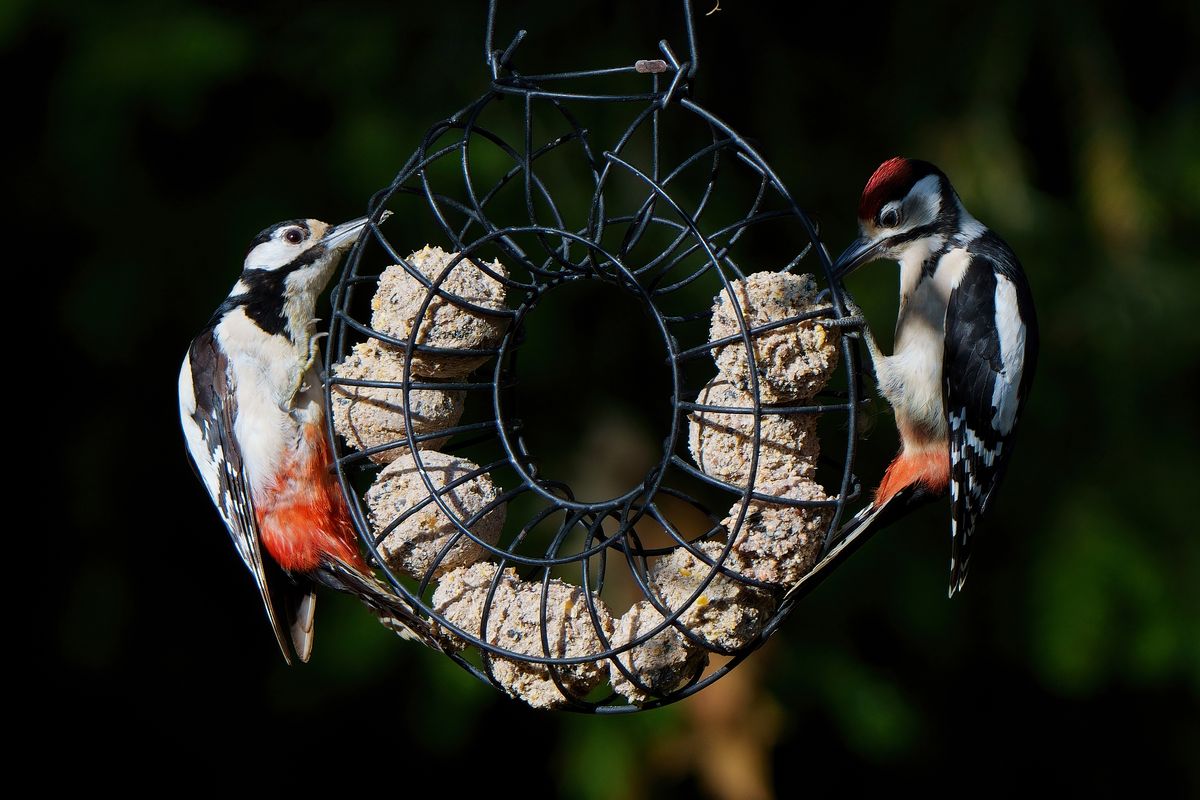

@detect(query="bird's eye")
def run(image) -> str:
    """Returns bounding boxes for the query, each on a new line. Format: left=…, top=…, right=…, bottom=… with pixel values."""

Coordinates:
left=880, top=208, right=901, bottom=228
left=284, top=228, right=304, bottom=244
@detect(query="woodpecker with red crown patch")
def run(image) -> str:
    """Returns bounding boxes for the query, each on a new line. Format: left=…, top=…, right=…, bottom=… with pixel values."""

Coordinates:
left=179, top=215, right=438, bottom=662
left=823, top=158, right=1038, bottom=596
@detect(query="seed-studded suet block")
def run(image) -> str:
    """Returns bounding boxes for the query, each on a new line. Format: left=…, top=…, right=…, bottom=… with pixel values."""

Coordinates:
left=432, top=563, right=615, bottom=709
left=371, top=245, right=508, bottom=378
left=365, top=451, right=505, bottom=581
left=650, top=541, right=775, bottom=653
left=332, top=339, right=466, bottom=463
left=608, top=600, right=709, bottom=704
left=723, top=478, right=832, bottom=587
left=710, top=272, right=839, bottom=403
left=688, top=377, right=819, bottom=487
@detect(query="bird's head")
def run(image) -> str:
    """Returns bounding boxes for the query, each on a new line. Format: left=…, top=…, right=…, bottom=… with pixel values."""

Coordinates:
left=239, top=216, right=375, bottom=296
left=832, top=157, right=958, bottom=280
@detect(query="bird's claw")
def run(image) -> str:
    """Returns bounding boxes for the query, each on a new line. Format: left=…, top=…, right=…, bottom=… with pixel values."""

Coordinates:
left=817, top=315, right=867, bottom=331
left=286, top=335, right=325, bottom=406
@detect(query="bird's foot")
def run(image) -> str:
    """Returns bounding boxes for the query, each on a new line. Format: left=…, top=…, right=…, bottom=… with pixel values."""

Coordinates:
left=816, top=315, right=867, bottom=331
left=816, top=289, right=868, bottom=331
left=818, top=294, right=886, bottom=371
left=285, top=335, right=328, bottom=406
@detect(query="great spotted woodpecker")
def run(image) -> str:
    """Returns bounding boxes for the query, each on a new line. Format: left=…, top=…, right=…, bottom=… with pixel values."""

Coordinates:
left=828, top=158, right=1038, bottom=596
left=178, top=215, right=437, bottom=662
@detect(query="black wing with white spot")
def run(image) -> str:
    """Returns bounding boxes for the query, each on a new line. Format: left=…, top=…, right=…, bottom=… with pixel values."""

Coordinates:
left=178, top=328, right=315, bottom=662
left=943, top=234, right=1038, bottom=595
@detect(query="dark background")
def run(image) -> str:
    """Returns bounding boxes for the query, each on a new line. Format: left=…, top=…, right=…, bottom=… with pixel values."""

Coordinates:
left=23, top=0, right=1198, bottom=795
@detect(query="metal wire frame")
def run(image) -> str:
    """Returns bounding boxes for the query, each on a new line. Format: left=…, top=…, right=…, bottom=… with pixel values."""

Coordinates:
left=323, top=0, right=878, bottom=712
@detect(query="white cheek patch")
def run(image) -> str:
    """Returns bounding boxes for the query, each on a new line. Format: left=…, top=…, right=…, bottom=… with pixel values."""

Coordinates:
left=246, top=238, right=301, bottom=271
left=990, top=275, right=1026, bottom=434
left=903, top=174, right=943, bottom=229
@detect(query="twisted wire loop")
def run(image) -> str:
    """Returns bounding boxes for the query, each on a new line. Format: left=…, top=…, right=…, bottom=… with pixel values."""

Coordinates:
left=324, top=0, right=870, bottom=712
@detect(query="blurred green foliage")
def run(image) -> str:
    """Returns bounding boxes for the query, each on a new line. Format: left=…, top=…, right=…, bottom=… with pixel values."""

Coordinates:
left=27, top=0, right=1198, bottom=795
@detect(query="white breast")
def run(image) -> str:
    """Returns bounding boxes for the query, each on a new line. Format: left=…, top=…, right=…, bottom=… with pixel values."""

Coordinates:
left=875, top=246, right=971, bottom=439
left=214, top=307, right=322, bottom=498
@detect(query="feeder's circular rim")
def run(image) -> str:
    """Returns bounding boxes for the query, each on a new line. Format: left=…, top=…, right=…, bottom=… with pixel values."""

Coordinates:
left=323, top=0, right=874, bottom=712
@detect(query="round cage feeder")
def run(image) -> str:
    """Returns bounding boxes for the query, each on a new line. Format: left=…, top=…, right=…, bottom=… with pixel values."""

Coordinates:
left=325, top=0, right=871, bottom=712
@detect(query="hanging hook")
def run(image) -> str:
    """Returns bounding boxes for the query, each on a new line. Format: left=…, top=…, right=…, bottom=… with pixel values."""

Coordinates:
left=484, top=0, right=496, bottom=70
left=484, top=0, right=526, bottom=78
left=682, top=0, right=700, bottom=78
left=485, top=0, right=699, bottom=80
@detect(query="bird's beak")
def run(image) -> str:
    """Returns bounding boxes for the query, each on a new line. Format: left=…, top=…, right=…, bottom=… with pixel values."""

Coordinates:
left=321, top=211, right=390, bottom=251
left=831, top=236, right=885, bottom=281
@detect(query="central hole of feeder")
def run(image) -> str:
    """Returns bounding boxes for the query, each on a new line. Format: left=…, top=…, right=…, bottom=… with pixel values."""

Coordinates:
left=510, top=278, right=673, bottom=504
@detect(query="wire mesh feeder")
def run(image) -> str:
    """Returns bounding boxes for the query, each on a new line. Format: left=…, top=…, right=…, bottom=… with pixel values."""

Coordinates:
left=325, top=1, right=871, bottom=712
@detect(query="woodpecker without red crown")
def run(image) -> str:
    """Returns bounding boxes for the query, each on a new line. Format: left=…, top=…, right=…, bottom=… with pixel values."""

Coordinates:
left=829, top=158, right=1038, bottom=596
left=179, top=215, right=437, bottom=662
